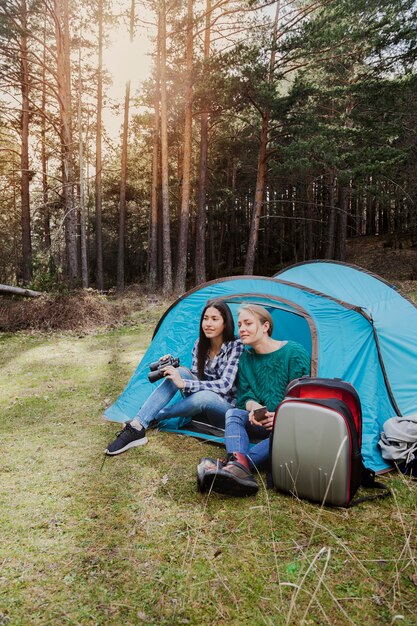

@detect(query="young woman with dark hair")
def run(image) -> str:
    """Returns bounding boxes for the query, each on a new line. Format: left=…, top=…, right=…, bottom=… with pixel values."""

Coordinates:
left=106, top=300, right=243, bottom=455
left=197, top=304, right=311, bottom=496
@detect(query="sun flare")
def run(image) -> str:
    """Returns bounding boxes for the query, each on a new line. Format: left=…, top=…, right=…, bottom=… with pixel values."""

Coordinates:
left=104, top=26, right=152, bottom=91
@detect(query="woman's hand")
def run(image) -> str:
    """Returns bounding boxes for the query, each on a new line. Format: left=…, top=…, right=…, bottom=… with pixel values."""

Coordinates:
left=248, top=409, right=275, bottom=431
left=162, top=365, right=185, bottom=389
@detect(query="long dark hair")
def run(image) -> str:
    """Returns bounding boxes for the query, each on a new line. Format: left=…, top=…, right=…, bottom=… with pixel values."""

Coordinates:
left=196, top=300, right=235, bottom=379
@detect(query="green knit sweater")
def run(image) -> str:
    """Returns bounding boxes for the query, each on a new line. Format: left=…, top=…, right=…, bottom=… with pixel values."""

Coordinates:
left=236, top=340, right=311, bottom=411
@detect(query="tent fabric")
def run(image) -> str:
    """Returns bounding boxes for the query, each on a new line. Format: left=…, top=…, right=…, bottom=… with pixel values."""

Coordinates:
left=275, top=261, right=417, bottom=419
left=105, top=267, right=417, bottom=473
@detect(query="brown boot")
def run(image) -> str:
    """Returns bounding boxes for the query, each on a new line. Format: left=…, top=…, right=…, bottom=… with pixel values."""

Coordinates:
left=211, top=452, right=258, bottom=497
left=196, top=457, right=225, bottom=493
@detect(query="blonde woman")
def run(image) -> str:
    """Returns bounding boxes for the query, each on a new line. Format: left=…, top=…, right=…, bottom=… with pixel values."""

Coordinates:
left=198, top=304, right=310, bottom=496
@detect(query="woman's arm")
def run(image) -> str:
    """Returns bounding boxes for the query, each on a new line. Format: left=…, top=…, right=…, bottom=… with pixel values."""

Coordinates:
left=287, top=345, right=311, bottom=382
left=181, top=340, right=243, bottom=396
left=190, top=340, right=198, bottom=377
left=236, top=355, right=263, bottom=409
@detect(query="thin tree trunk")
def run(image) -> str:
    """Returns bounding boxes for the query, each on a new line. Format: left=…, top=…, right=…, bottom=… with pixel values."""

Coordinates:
left=54, top=0, right=77, bottom=282
left=195, top=0, right=211, bottom=286
left=244, top=1, right=280, bottom=275
left=0, top=284, right=42, bottom=297
left=41, top=13, right=50, bottom=251
left=95, top=0, right=104, bottom=290
left=336, top=184, right=349, bottom=261
left=174, top=0, right=194, bottom=294
left=244, top=112, right=269, bottom=274
left=117, top=0, right=135, bottom=291
left=148, top=10, right=161, bottom=291
left=325, top=171, right=336, bottom=258
left=148, top=45, right=161, bottom=291
left=159, top=0, right=172, bottom=293
left=77, top=36, right=88, bottom=287
left=116, top=80, right=129, bottom=291
left=20, top=0, right=32, bottom=283
left=226, top=160, right=237, bottom=272
left=306, top=175, right=314, bottom=259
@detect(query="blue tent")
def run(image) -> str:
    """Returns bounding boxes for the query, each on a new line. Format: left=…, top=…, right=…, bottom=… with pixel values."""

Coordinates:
left=105, top=263, right=417, bottom=472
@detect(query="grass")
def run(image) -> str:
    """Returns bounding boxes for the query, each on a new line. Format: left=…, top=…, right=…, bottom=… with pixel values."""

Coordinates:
left=0, top=313, right=416, bottom=625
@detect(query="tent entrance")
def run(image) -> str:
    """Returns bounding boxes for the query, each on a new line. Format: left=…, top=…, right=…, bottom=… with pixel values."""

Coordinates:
left=215, top=293, right=314, bottom=358
left=157, top=293, right=315, bottom=444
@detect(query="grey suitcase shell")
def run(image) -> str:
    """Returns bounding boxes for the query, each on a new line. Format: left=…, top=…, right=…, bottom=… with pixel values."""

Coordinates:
left=271, top=398, right=361, bottom=506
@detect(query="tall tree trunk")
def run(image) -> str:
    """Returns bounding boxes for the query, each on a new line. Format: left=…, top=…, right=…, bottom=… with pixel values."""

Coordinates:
left=54, top=0, right=77, bottom=282
left=325, top=171, right=336, bottom=258
left=244, top=112, right=269, bottom=274
left=41, top=12, right=50, bottom=251
left=78, top=36, right=88, bottom=287
left=159, top=0, right=172, bottom=293
left=117, top=0, right=135, bottom=292
left=195, top=0, right=211, bottom=286
left=20, top=0, right=32, bottom=283
left=306, top=175, right=314, bottom=259
left=174, top=0, right=194, bottom=294
left=148, top=23, right=161, bottom=291
left=116, top=80, right=129, bottom=291
left=95, top=0, right=104, bottom=290
left=335, top=184, right=349, bottom=261
left=244, top=0, right=280, bottom=275
left=226, top=159, right=237, bottom=272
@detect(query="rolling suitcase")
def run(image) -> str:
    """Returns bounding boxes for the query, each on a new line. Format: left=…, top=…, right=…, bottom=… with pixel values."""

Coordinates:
left=270, top=377, right=389, bottom=507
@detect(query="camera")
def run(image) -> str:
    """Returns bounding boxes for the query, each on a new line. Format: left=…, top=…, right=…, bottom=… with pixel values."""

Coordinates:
left=148, top=355, right=180, bottom=383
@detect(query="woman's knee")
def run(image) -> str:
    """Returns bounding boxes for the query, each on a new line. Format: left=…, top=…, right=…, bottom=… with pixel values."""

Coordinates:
left=189, top=392, right=225, bottom=414
left=225, top=408, right=248, bottom=425
left=178, top=366, right=195, bottom=381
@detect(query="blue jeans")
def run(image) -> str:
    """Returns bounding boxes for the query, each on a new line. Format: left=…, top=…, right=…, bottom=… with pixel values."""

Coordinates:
left=134, top=367, right=233, bottom=429
left=225, top=408, right=270, bottom=470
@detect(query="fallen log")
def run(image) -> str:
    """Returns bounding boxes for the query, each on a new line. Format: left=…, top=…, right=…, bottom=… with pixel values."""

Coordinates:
left=0, top=284, right=43, bottom=298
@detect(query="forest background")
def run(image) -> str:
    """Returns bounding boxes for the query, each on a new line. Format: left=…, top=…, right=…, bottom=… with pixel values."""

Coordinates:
left=1, top=0, right=417, bottom=296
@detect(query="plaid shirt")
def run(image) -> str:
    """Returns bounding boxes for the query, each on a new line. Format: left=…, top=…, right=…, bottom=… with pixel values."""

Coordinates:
left=182, top=338, right=243, bottom=406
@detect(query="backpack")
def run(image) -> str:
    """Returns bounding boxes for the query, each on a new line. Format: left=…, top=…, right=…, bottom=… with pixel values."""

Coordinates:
left=270, top=377, right=391, bottom=507
left=378, top=414, right=417, bottom=477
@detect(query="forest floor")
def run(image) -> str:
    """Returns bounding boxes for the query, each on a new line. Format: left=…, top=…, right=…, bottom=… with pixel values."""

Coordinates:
left=345, top=234, right=417, bottom=292
left=0, top=236, right=416, bottom=625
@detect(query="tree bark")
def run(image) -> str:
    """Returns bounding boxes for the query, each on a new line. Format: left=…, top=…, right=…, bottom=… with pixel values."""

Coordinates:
left=20, top=0, right=32, bottom=283
left=325, top=171, right=336, bottom=258
left=41, top=12, right=50, bottom=251
left=95, top=0, right=104, bottom=290
left=244, top=112, right=269, bottom=274
left=117, top=0, right=135, bottom=292
left=116, top=80, right=129, bottom=291
left=77, top=36, right=88, bottom=287
left=306, top=176, right=314, bottom=259
left=335, top=184, right=349, bottom=261
left=195, top=0, right=211, bottom=286
left=0, top=284, right=42, bottom=297
left=159, top=0, right=172, bottom=294
left=174, top=0, right=194, bottom=294
left=54, top=0, right=77, bottom=282
left=148, top=19, right=161, bottom=291
left=244, top=0, right=280, bottom=275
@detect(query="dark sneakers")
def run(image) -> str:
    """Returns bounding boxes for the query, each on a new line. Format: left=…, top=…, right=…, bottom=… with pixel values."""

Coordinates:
left=197, top=453, right=259, bottom=497
left=105, top=422, right=148, bottom=456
